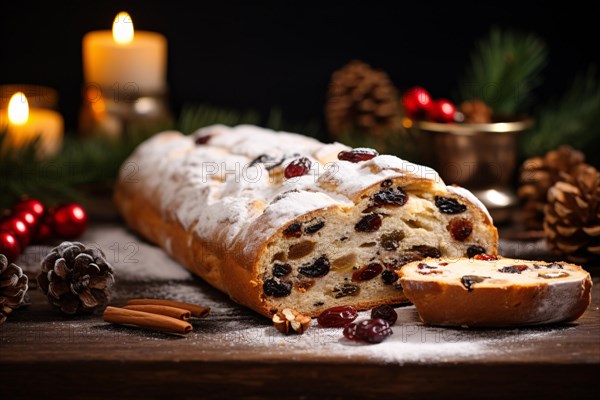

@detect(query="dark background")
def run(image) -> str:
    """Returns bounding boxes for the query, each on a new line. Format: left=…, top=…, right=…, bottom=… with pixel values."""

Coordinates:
left=1, top=0, right=598, bottom=134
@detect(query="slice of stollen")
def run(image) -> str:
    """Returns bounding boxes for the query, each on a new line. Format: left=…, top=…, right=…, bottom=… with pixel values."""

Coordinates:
left=399, top=257, right=592, bottom=327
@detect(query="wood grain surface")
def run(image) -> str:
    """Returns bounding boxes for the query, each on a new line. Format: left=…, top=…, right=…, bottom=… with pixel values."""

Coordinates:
left=0, top=224, right=598, bottom=399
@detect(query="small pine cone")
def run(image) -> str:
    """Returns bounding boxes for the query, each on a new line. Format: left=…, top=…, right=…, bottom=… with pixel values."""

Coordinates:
left=326, top=60, right=401, bottom=137
left=459, top=100, right=493, bottom=123
left=0, top=254, right=28, bottom=325
left=544, top=164, right=600, bottom=264
left=38, top=242, right=115, bottom=315
left=518, top=146, right=585, bottom=230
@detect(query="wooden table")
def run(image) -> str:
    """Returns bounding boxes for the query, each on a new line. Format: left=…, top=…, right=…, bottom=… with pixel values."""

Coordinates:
left=1, top=224, right=599, bottom=399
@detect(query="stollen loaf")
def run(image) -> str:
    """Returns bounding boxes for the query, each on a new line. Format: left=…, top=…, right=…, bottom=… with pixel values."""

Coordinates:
left=114, top=125, right=498, bottom=317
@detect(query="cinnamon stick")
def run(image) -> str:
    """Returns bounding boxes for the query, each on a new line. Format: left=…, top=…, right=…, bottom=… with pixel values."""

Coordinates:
left=103, top=306, right=192, bottom=335
left=124, top=304, right=191, bottom=320
left=127, top=299, right=210, bottom=318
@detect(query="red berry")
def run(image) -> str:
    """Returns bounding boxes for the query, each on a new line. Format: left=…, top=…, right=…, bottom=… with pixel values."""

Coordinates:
left=402, top=86, right=432, bottom=119
left=0, top=231, right=21, bottom=263
left=371, top=305, right=398, bottom=325
left=338, top=149, right=379, bottom=163
left=474, top=253, right=498, bottom=261
left=0, top=218, right=30, bottom=248
left=13, top=198, right=45, bottom=218
left=352, top=263, right=383, bottom=282
left=448, top=218, right=473, bottom=241
left=317, top=306, right=358, bottom=327
left=12, top=210, right=37, bottom=230
left=51, top=203, right=88, bottom=239
left=284, top=157, right=312, bottom=179
left=427, top=99, right=456, bottom=122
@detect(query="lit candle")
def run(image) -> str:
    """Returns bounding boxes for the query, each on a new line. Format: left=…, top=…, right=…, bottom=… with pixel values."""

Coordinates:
left=0, top=92, right=64, bottom=157
left=82, top=11, right=167, bottom=95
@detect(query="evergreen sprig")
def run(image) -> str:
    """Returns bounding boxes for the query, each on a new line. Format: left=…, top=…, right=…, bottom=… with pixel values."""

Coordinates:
left=458, top=28, right=548, bottom=114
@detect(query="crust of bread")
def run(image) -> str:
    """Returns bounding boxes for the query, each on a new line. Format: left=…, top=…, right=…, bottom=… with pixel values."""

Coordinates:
left=400, top=258, right=592, bottom=327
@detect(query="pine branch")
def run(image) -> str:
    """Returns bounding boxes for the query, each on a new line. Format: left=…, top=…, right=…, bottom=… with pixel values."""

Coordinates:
left=458, top=28, right=548, bottom=114
left=178, top=103, right=261, bottom=134
left=521, top=67, right=600, bottom=166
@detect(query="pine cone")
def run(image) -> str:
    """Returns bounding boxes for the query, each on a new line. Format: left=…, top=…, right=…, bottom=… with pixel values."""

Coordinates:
left=0, top=254, right=28, bottom=325
left=38, top=242, right=114, bottom=315
left=544, top=164, right=600, bottom=264
left=459, top=100, right=493, bottom=123
left=518, top=146, right=585, bottom=230
left=326, top=60, right=401, bottom=137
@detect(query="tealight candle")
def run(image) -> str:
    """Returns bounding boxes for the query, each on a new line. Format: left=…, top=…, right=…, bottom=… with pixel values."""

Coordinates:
left=0, top=91, right=64, bottom=157
left=82, top=11, right=167, bottom=95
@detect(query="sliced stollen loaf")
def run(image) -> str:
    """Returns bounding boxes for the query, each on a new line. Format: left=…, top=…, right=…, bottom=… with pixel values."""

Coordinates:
left=400, top=257, right=592, bottom=327
left=115, top=124, right=498, bottom=317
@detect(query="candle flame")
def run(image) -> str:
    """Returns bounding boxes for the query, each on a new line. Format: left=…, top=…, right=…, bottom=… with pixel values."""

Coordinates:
left=112, top=11, right=134, bottom=44
left=8, top=92, right=29, bottom=125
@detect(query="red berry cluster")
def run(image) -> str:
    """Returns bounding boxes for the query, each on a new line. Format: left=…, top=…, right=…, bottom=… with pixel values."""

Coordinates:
left=316, top=304, right=397, bottom=344
left=0, top=198, right=88, bottom=263
left=401, top=86, right=456, bottom=123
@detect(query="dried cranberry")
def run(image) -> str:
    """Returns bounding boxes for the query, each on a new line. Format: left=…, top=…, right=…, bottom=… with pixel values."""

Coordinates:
left=448, top=218, right=473, bottom=241
left=372, top=188, right=408, bottom=207
left=194, top=135, right=212, bottom=145
left=460, top=275, right=489, bottom=291
left=344, top=319, right=393, bottom=344
left=317, top=306, right=358, bottom=327
left=263, top=278, right=292, bottom=297
left=352, top=263, right=383, bottom=282
left=474, top=254, right=498, bottom=261
left=435, top=196, right=467, bottom=214
left=305, top=221, right=325, bottom=234
left=298, top=256, right=330, bottom=278
left=466, top=245, right=486, bottom=258
left=411, top=245, right=442, bottom=258
left=283, top=222, right=302, bottom=238
left=498, top=265, right=528, bottom=274
left=338, top=149, right=379, bottom=163
left=284, top=157, right=312, bottom=179
left=272, top=263, right=292, bottom=277
left=381, top=270, right=399, bottom=284
left=371, top=305, right=398, bottom=325
left=355, top=213, right=382, bottom=232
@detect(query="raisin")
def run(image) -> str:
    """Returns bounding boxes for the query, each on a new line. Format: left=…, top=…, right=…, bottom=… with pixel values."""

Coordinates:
left=372, top=188, right=408, bottom=207
left=284, top=157, right=312, bottom=179
left=435, top=196, right=467, bottom=214
left=332, top=253, right=357, bottom=271
left=381, top=179, right=393, bottom=188
left=344, top=319, right=393, bottom=344
left=283, top=222, right=302, bottom=238
left=317, top=306, right=358, bottom=327
left=371, top=305, right=398, bottom=325
left=534, top=263, right=563, bottom=269
left=411, top=245, right=442, bottom=258
left=460, top=275, right=489, bottom=291
left=352, top=263, right=383, bottom=282
left=355, top=213, right=382, bottom=232
left=288, top=241, right=316, bottom=259
left=338, top=148, right=379, bottom=163
left=194, top=135, right=211, bottom=145
left=332, top=283, right=360, bottom=298
left=298, top=256, right=330, bottom=278
left=498, top=265, right=528, bottom=274
left=381, top=270, right=399, bottom=284
left=466, top=245, right=486, bottom=258
left=538, top=271, right=570, bottom=279
left=448, top=218, right=473, bottom=241
left=305, top=221, right=325, bottom=234
left=272, top=263, right=292, bottom=277
left=263, top=278, right=292, bottom=297
left=381, top=230, right=404, bottom=251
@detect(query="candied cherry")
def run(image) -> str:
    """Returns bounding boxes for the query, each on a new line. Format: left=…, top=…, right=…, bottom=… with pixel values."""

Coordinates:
left=284, top=157, right=312, bottom=179
left=317, top=306, right=358, bottom=327
left=338, top=149, right=379, bottom=163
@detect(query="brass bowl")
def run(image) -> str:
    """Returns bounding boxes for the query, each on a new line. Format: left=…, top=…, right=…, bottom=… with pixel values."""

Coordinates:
left=413, top=117, right=533, bottom=224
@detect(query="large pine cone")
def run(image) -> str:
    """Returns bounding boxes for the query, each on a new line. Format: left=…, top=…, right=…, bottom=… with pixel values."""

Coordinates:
left=38, top=242, right=114, bottom=315
left=544, top=164, right=600, bottom=264
left=326, top=60, right=401, bottom=137
left=518, top=146, right=585, bottom=230
left=0, top=254, right=28, bottom=325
